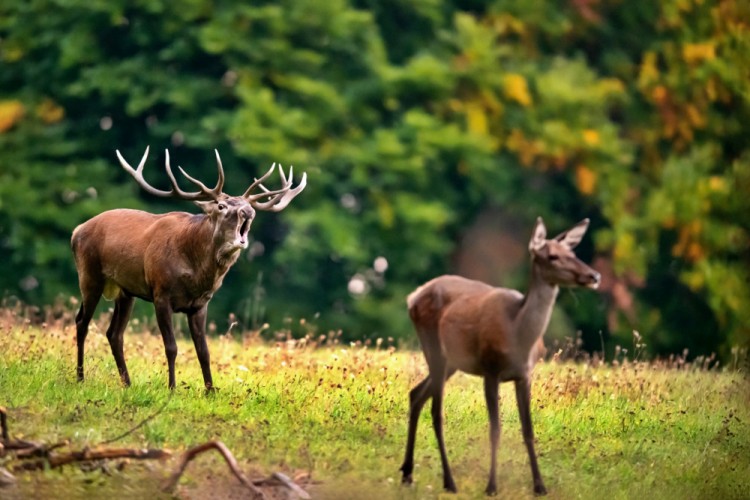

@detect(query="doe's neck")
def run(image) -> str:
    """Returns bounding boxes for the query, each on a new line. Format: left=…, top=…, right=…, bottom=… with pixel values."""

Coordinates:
left=516, top=264, right=559, bottom=355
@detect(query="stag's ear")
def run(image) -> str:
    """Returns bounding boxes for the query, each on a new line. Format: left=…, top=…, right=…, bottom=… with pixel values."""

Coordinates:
left=194, top=200, right=214, bottom=214
left=554, top=218, right=590, bottom=249
left=529, top=217, right=547, bottom=252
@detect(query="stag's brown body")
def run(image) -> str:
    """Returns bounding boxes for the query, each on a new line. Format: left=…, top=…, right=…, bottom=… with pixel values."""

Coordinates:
left=72, top=148, right=305, bottom=390
left=72, top=209, right=239, bottom=310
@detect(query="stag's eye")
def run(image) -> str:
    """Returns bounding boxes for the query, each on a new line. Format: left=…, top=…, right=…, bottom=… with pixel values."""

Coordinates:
left=218, top=203, right=227, bottom=211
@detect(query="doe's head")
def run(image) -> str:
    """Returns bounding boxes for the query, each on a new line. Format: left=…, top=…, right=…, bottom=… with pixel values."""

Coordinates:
left=528, top=217, right=601, bottom=289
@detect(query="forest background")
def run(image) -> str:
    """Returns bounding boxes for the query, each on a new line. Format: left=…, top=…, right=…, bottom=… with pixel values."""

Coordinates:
left=1, top=0, right=748, bottom=361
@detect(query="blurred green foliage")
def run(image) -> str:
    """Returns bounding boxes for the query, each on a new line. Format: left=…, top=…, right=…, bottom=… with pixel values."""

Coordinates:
left=0, top=0, right=748, bottom=358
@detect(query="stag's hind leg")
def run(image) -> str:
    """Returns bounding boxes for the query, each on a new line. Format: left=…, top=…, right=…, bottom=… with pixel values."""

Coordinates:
left=106, top=294, right=135, bottom=386
left=75, top=277, right=103, bottom=382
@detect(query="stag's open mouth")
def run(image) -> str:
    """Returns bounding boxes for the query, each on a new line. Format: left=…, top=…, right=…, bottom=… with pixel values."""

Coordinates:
left=237, top=217, right=251, bottom=247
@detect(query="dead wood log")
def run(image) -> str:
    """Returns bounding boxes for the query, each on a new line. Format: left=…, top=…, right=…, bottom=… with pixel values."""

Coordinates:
left=162, top=440, right=266, bottom=499
left=13, top=440, right=70, bottom=459
left=13, top=447, right=171, bottom=472
left=0, top=467, right=16, bottom=488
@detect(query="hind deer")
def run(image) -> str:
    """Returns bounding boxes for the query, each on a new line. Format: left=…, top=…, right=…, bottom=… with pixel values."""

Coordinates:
left=71, top=147, right=306, bottom=390
left=400, top=217, right=600, bottom=495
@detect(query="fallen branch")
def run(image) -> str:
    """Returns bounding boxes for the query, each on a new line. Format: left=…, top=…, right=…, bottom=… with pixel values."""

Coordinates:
left=13, top=447, right=171, bottom=472
left=255, top=472, right=312, bottom=500
left=162, top=440, right=265, bottom=499
left=1, top=410, right=311, bottom=498
left=14, top=440, right=70, bottom=459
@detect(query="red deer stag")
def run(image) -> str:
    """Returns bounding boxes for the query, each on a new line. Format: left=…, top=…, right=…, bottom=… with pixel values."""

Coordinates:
left=400, top=217, right=600, bottom=495
left=71, top=147, right=306, bottom=390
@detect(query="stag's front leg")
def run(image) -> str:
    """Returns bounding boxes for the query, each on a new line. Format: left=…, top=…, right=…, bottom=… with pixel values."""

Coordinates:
left=154, top=299, right=178, bottom=389
left=187, top=306, right=214, bottom=392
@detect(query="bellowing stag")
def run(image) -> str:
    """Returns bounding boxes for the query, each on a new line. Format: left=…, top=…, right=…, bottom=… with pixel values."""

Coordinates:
left=71, top=147, right=306, bottom=390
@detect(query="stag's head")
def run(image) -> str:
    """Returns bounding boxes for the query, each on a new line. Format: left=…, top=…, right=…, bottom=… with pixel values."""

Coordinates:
left=116, top=147, right=306, bottom=257
left=528, top=217, right=601, bottom=289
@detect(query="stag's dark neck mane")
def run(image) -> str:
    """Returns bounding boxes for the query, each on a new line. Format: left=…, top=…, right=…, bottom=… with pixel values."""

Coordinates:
left=181, top=213, right=239, bottom=286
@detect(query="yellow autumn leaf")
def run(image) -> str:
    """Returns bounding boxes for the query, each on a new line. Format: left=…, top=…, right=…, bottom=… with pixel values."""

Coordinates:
left=0, top=100, right=25, bottom=133
left=582, top=129, right=600, bottom=146
left=651, top=85, right=668, bottom=104
left=613, top=232, right=636, bottom=264
left=672, top=221, right=705, bottom=262
left=685, top=104, right=705, bottom=128
left=682, top=43, right=715, bottom=64
left=506, top=129, right=537, bottom=166
left=503, top=74, right=532, bottom=107
left=575, top=164, right=597, bottom=195
left=638, top=51, right=659, bottom=88
left=708, top=176, right=727, bottom=192
left=465, top=100, right=488, bottom=135
left=36, top=98, right=65, bottom=124
left=682, top=269, right=705, bottom=291
left=373, top=193, right=395, bottom=229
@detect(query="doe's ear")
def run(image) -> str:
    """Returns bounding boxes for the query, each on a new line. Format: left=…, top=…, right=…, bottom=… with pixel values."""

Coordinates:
left=554, top=218, right=590, bottom=249
left=529, top=217, right=547, bottom=252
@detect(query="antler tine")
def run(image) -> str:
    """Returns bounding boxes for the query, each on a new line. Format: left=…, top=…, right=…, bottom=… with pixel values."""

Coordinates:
left=116, top=146, right=174, bottom=198
left=262, top=171, right=307, bottom=212
left=249, top=191, right=288, bottom=210
left=242, top=163, right=279, bottom=199
left=250, top=169, right=307, bottom=213
left=163, top=149, right=223, bottom=201
left=213, top=149, right=226, bottom=194
left=245, top=163, right=295, bottom=204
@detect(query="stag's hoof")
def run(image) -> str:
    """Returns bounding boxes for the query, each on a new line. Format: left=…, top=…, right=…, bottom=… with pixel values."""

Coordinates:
left=401, top=474, right=413, bottom=485
left=485, top=485, right=497, bottom=496
left=534, top=483, right=548, bottom=496
left=444, top=479, right=457, bottom=493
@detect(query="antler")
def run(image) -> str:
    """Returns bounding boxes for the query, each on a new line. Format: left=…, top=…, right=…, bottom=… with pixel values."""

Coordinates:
left=116, top=147, right=225, bottom=201
left=243, top=163, right=307, bottom=212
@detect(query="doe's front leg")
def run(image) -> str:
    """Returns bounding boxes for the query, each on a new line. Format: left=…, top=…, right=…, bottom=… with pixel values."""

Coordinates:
left=515, top=377, right=547, bottom=496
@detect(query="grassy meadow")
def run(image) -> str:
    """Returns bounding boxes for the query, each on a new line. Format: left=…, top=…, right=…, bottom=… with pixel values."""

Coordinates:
left=0, top=306, right=749, bottom=499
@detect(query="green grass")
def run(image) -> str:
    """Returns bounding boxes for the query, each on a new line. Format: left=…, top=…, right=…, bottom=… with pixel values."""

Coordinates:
left=1, top=310, right=749, bottom=499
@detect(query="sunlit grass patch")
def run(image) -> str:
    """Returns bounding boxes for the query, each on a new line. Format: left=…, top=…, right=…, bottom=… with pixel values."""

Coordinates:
left=1, top=306, right=748, bottom=499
